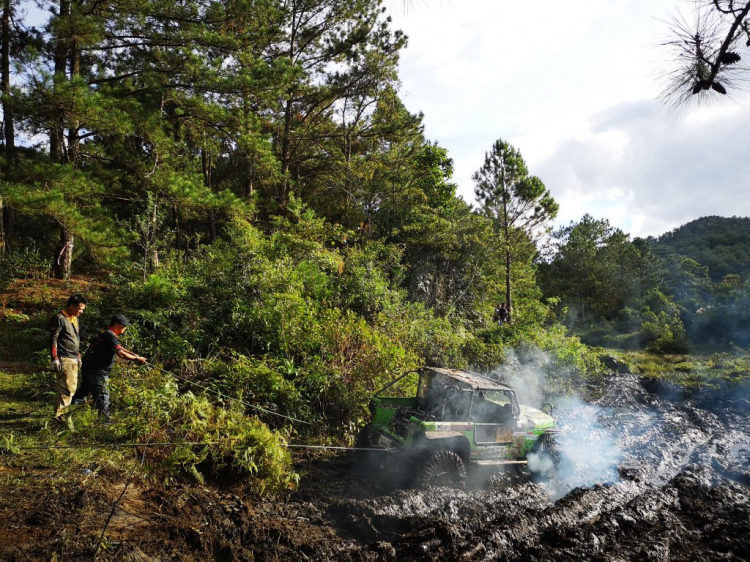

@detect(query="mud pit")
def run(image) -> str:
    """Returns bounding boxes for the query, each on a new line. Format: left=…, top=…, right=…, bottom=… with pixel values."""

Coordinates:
left=3, top=373, right=750, bottom=561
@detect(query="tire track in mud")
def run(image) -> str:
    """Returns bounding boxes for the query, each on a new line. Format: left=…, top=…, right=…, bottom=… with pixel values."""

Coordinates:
left=460, top=375, right=722, bottom=559
left=489, top=375, right=750, bottom=560
left=329, top=374, right=750, bottom=561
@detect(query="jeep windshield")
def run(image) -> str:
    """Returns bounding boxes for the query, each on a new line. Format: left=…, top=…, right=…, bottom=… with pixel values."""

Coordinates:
left=480, top=390, right=513, bottom=406
left=470, top=390, right=517, bottom=424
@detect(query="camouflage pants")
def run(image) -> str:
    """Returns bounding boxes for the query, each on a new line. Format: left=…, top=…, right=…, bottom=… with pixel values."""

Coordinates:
left=53, top=357, right=79, bottom=419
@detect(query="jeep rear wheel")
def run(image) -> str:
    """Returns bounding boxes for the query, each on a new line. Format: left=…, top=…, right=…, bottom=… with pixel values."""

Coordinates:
left=353, top=426, right=382, bottom=475
left=418, top=449, right=466, bottom=489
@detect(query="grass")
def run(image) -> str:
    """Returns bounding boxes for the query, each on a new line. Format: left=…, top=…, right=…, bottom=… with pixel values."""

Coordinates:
left=0, top=367, right=133, bottom=479
left=0, top=274, right=137, bottom=477
left=596, top=348, right=750, bottom=388
left=0, top=362, right=155, bottom=562
left=0, top=305, right=297, bottom=494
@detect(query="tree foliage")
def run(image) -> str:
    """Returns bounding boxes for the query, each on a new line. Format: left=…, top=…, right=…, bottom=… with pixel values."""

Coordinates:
left=540, top=213, right=750, bottom=352
left=472, top=139, right=558, bottom=316
left=649, top=216, right=750, bottom=282
left=661, top=1, right=750, bottom=106
left=539, top=214, right=665, bottom=323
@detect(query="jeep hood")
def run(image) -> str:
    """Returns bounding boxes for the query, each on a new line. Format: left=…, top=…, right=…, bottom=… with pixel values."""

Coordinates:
left=519, top=405, right=555, bottom=431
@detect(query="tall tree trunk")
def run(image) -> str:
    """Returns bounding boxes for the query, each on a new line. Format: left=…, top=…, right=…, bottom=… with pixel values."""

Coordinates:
left=1, top=0, right=14, bottom=252
left=505, top=245, right=512, bottom=319
left=51, top=0, right=75, bottom=277
left=67, top=28, right=80, bottom=166
left=148, top=197, right=159, bottom=271
left=2, top=204, right=10, bottom=252
left=2, top=0, right=13, bottom=155
left=241, top=94, right=254, bottom=200
left=0, top=196, right=5, bottom=253
left=50, top=0, right=70, bottom=163
left=242, top=154, right=253, bottom=199
left=502, top=199, right=512, bottom=319
left=53, top=228, right=74, bottom=279
left=202, top=148, right=216, bottom=242
left=244, top=171, right=253, bottom=199
left=208, top=211, right=217, bottom=243
left=173, top=203, right=182, bottom=252
left=201, top=147, right=211, bottom=188
left=278, top=6, right=297, bottom=211
left=279, top=95, right=293, bottom=208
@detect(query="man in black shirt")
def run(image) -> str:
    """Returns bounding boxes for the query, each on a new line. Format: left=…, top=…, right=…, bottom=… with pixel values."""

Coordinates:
left=73, top=314, right=146, bottom=422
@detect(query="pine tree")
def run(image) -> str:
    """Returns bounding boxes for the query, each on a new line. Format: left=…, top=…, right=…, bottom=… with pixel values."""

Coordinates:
left=269, top=0, right=401, bottom=212
left=473, top=139, right=558, bottom=318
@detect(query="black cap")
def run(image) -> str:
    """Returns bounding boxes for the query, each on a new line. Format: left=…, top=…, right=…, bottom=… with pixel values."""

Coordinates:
left=110, top=314, right=131, bottom=327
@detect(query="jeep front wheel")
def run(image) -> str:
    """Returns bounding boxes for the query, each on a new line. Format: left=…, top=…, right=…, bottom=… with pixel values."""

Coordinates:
left=528, top=433, right=562, bottom=476
left=418, top=449, right=466, bottom=489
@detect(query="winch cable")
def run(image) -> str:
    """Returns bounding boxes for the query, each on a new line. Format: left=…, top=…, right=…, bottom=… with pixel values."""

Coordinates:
left=141, top=360, right=320, bottom=428
left=13, top=361, right=318, bottom=428
left=138, top=365, right=391, bottom=451
left=14, top=441, right=388, bottom=452
left=9, top=362, right=397, bottom=453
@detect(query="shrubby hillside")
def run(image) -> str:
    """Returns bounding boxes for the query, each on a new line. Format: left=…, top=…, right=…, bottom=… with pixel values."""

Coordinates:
left=539, top=215, right=750, bottom=351
left=649, top=216, right=750, bottom=282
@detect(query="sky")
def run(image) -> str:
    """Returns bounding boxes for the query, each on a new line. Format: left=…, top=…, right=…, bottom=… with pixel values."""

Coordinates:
left=387, top=0, right=750, bottom=238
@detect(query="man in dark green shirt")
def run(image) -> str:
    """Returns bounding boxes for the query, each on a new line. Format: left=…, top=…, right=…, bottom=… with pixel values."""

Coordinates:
left=49, top=294, right=87, bottom=421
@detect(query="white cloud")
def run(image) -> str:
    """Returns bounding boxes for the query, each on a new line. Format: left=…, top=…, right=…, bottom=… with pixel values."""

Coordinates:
left=388, top=0, right=750, bottom=238
left=535, top=99, right=750, bottom=236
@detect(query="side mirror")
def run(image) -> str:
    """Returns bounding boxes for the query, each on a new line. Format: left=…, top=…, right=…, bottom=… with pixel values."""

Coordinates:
left=541, top=402, right=553, bottom=415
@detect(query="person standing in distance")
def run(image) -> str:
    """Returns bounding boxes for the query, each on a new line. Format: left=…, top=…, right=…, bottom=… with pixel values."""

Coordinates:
left=73, top=314, right=147, bottom=423
left=49, top=294, right=88, bottom=422
left=498, top=303, right=509, bottom=326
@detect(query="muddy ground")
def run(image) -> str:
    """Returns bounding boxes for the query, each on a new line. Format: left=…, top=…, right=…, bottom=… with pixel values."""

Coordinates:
left=2, top=372, right=749, bottom=561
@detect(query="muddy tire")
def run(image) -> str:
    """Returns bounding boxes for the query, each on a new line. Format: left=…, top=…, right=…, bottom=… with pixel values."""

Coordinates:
left=353, top=426, right=390, bottom=478
left=353, top=426, right=376, bottom=474
left=417, top=449, right=466, bottom=489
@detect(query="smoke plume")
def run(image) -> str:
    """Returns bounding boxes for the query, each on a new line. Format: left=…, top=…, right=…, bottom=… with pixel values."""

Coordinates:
left=489, top=347, right=622, bottom=499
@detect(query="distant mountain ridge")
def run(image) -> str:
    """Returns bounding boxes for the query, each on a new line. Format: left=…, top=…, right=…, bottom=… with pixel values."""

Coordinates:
left=648, top=216, right=750, bottom=282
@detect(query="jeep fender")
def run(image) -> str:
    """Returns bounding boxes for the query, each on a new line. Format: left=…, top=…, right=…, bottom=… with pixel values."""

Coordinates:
left=415, top=432, right=471, bottom=466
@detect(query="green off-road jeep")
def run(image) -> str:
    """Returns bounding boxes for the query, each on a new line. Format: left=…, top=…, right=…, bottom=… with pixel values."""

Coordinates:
left=355, top=366, right=559, bottom=488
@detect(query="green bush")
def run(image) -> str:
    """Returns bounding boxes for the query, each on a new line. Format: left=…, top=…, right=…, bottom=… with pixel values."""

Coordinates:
left=117, top=368, right=296, bottom=493
left=333, top=243, right=403, bottom=319
left=202, top=355, right=310, bottom=428
left=643, top=311, right=689, bottom=354
left=0, top=313, right=49, bottom=363
left=373, top=300, right=467, bottom=367
left=497, top=322, right=603, bottom=379
left=529, top=323, right=603, bottom=377
left=314, top=308, right=419, bottom=430
left=462, top=334, right=505, bottom=371
left=0, top=246, right=49, bottom=287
